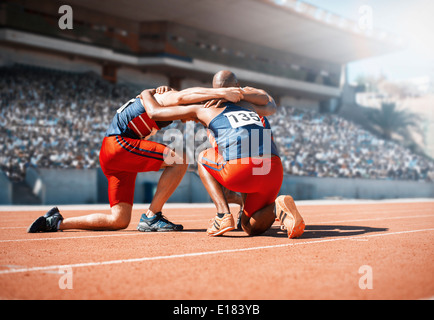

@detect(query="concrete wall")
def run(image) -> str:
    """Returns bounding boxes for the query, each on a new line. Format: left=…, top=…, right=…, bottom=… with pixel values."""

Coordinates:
left=35, top=168, right=98, bottom=205
left=97, top=169, right=211, bottom=205
left=134, top=170, right=211, bottom=204
left=0, top=171, right=12, bottom=204
left=280, top=175, right=434, bottom=200
left=93, top=170, right=434, bottom=204
left=1, top=168, right=433, bottom=205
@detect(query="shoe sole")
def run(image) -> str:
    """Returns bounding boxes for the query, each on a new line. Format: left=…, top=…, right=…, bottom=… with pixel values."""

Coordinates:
left=27, top=216, right=46, bottom=233
left=288, top=220, right=305, bottom=239
left=207, top=225, right=235, bottom=237
left=275, top=195, right=305, bottom=239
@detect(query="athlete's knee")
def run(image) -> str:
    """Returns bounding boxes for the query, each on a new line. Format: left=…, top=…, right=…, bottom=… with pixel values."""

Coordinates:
left=162, top=150, right=188, bottom=169
left=198, top=149, right=206, bottom=160
left=110, top=203, right=132, bottom=230
left=172, top=158, right=188, bottom=171
left=242, top=223, right=268, bottom=236
left=241, top=207, right=274, bottom=236
left=197, top=148, right=214, bottom=163
left=179, top=152, right=188, bottom=169
left=111, top=216, right=130, bottom=230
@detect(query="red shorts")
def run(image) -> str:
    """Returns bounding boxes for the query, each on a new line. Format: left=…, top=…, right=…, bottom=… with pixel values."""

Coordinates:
left=99, top=136, right=168, bottom=207
left=199, top=148, right=283, bottom=217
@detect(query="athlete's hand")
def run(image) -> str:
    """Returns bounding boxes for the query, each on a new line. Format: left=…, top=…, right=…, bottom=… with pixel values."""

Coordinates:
left=203, top=99, right=226, bottom=108
left=156, top=86, right=173, bottom=94
left=223, top=87, right=244, bottom=103
left=138, top=88, right=156, bottom=99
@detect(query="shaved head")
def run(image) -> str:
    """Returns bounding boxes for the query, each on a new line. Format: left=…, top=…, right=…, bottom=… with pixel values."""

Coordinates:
left=212, top=70, right=239, bottom=88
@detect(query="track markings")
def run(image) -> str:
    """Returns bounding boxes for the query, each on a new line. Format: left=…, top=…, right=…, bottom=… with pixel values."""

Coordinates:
left=0, top=231, right=197, bottom=243
left=1, top=228, right=433, bottom=275
left=312, top=214, right=434, bottom=225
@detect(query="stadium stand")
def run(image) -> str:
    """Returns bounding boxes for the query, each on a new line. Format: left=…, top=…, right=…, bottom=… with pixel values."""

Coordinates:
left=1, top=65, right=433, bottom=183
left=269, top=106, right=434, bottom=181
left=0, top=65, right=135, bottom=181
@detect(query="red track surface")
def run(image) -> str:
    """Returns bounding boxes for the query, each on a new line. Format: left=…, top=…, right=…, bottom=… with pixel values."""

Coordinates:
left=0, top=200, right=433, bottom=300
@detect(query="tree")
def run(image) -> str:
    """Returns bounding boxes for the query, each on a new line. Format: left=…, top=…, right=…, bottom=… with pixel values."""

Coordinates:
left=366, top=101, right=423, bottom=145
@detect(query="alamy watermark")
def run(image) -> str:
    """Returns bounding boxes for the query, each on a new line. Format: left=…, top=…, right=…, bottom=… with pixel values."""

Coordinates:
left=159, top=123, right=275, bottom=175
left=358, top=5, right=374, bottom=31
left=58, top=266, right=73, bottom=290
left=358, top=265, right=373, bottom=290
left=58, top=5, right=73, bottom=30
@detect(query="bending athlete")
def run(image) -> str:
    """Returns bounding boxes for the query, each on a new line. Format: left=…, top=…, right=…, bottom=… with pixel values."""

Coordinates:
left=27, top=86, right=243, bottom=233
left=138, top=84, right=305, bottom=238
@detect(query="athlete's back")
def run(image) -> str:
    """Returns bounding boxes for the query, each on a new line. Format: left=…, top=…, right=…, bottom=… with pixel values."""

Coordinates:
left=207, top=103, right=279, bottom=160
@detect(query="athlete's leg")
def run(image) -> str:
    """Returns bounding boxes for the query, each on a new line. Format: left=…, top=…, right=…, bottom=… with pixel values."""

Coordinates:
left=104, top=136, right=186, bottom=222
left=198, top=161, right=230, bottom=214
left=237, top=156, right=284, bottom=236
left=241, top=194, right=305, bottom=238
left=222, top=188, right=245, bottom=229
left=197, top=150, right=231, bottom=214
left=29, top=165, right=137, bottom=232
left=59, top=202, right=132, bottom=231
left=135, top=147, right=187, bottom=231
left=197, top=149, right=235, bottom=236
left=223, top=188, right=243, bottom=207
left=147, top=151, right=188, bottom=214
left=57, top=168, right=138, bottom=231
left=240, top=202, right=275, bottom=236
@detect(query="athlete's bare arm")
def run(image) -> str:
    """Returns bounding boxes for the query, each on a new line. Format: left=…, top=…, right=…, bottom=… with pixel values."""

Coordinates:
left=140, top=89, right=224, bottom=126
left=140, top=89, right=204, bottom=123
left=240, top=87, right=270, bottom=106
left=207, top=85, right=277, bottom=117
left=211, top=70, right=277, bottom=116
left=231, top=87, right=276, bottom=117
left=240, top=86, right=277, bottom=116
left=153, top=87, right=243, bottom=107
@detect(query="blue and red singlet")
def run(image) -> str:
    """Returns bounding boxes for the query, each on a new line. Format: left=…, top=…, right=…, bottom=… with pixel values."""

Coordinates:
left=199, top=103, right=283, bottom=217
left=100, top=98, right=171, bottom=207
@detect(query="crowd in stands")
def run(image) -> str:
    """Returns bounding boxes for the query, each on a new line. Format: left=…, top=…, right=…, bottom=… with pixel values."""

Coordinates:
left=269, top=107, right=434, bottom=181
left=0, top=65, right=134, bottom=181
left=1, top=65, right=433, bottom=182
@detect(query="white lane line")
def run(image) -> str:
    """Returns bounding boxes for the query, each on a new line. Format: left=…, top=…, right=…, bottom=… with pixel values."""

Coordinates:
left=0, top=227, right=26, bottom=229
left=0, top=231, right=197, bottom=243
left=312, top=214, right=434, bottom=225
left=305, top=207, right=434, bottom=218
left=1, top=228, right=433, bottom=275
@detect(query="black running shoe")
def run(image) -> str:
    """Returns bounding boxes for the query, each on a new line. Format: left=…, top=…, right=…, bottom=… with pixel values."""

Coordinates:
left=137, top=212, right=183, bottom=232
left=27, top=207, right=64, bottom=233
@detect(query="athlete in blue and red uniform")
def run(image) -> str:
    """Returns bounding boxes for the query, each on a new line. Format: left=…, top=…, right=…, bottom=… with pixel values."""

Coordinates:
left=27, top=86, right=243, bottom=233
left=205, top=70, right=305, bottom=238
left=139, top=73, right=305, bottom=238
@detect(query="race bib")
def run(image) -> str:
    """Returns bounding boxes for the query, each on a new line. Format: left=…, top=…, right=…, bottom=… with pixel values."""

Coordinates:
left=224, top=111, right=262, bottom=129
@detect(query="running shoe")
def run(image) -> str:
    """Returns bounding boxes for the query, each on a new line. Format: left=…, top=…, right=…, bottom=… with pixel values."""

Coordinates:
left=27, top=207, right=63, bottom=233
left=207, top=213, right=235, bottom=236
left=137, top=212, right=183, bottom=232
left=275, top=195, right=305, bottom=239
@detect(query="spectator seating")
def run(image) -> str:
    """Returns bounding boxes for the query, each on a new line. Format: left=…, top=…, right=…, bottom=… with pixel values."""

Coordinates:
left=1, top=65, right=433, bottom=182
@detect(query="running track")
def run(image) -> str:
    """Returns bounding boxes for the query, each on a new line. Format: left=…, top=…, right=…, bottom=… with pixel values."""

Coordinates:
left=0, top=199, right=433, bottom=300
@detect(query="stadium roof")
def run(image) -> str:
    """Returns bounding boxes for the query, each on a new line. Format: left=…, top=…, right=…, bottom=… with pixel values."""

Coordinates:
left=67, top=0, right=404, bottom=64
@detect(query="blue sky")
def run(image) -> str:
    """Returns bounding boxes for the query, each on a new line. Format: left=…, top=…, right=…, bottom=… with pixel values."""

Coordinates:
left=302, top=0, right=434, bottom=83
